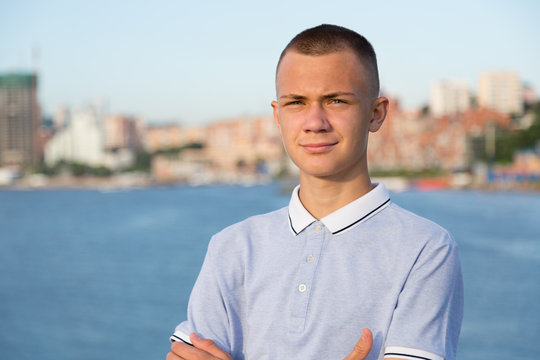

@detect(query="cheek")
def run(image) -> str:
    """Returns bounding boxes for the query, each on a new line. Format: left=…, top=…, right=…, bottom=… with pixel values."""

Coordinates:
left=277, top=116, right=299, bottom=141
left=338, top=119, right=369, bottom=150
left=282, top=131, right=297, bottom=151
left=334, top=115, right=362, bottom=135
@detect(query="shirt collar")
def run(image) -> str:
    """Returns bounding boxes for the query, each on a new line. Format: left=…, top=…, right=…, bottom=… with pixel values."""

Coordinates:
left=288, top=183, right=391, bottom=236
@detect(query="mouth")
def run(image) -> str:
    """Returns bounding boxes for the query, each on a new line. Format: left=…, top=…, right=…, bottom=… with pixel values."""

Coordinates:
left=300, top=142, right=338, bottom=153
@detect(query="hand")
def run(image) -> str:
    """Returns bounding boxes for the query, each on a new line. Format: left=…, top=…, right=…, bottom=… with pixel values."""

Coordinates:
left=343, top=328, right=373, bottom=360
left=166, top=333, right=233, bottom=360
left=166, top=329, right=372, bottom=360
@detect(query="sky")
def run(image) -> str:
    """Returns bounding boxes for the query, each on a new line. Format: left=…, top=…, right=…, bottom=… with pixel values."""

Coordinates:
left=1, top=0, right=539, bottom=125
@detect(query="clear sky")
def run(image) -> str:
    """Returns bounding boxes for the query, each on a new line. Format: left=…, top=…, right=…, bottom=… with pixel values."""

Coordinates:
left=1, top=0, right=539, bottom=125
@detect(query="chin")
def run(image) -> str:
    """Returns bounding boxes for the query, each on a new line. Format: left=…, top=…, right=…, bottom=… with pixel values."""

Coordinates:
left=299, top=159, right=366, bottom=181
left=301, top=166, right=341, bottom=179
left=291, top=155, right=336, bottom=176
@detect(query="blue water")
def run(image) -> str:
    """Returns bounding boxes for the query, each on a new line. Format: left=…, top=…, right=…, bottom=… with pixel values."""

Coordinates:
left=0, top=184, right=539, bottom=359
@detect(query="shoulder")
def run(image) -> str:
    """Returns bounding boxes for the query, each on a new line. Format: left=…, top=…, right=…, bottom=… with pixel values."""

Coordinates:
left=217, top=206, right=288, bottom=238
left=208, top=206, right=289, bottom=252
left=383, top=202, right=454, bottom=242
left=367, top=202, right=458, bottom=263
left=201, top=206, right=289, bottom=283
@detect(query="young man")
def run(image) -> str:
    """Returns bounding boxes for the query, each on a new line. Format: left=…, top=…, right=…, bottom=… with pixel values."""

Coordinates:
left=168, top=24, right=463, bottom=360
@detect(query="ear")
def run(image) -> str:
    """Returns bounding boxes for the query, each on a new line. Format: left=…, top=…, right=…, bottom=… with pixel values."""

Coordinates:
left=271, top=100, right=282, bottom=136
left=368, top=96, right=389, bottom=133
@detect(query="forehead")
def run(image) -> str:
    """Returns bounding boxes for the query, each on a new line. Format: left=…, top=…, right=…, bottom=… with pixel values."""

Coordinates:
left=275, top=50, right=370, bottom=95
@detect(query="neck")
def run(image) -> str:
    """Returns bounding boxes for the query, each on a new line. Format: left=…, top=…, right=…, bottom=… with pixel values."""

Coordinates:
left=298, top=173, right=374, bottom=220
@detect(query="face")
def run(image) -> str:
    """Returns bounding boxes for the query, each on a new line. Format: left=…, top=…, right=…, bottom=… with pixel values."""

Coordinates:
left=271, top=49, right=388, bottom=181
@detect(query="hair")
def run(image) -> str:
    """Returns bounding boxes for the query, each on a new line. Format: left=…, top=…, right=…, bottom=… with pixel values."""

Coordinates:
left=277, top=24, right=380, bottom=96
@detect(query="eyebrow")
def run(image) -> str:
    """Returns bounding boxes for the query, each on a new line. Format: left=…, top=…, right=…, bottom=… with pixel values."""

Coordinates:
left=279, top=92, right=356, bottom=100
left=279, top=94, right=306, bottom=100
left=321, top=92, right=356, bottom=100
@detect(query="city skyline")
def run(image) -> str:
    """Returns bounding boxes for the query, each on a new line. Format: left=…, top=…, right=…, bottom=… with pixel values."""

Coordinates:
left=2, top=0, right=539, bottom=124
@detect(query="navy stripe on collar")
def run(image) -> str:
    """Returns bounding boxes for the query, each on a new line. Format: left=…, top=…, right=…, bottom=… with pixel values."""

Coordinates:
left=287, top=183, right=391, bottom=236
left=331, top=198, right=390, bottom=235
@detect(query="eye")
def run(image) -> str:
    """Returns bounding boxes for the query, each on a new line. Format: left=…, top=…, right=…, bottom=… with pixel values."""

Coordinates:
left=285, top=100, right=303, bottom=106
left=330, top=99, right=345, bottom=104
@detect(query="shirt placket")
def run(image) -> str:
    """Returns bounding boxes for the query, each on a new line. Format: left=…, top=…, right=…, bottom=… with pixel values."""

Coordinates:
left=289, top=221, right=326, bottom=335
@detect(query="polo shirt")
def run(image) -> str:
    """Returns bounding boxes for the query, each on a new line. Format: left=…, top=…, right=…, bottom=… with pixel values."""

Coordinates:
left=173, top=183, right=463, bottom=360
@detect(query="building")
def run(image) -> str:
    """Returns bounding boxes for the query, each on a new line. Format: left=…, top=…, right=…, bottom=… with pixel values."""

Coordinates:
left=53, top=106, right=70, bottom=129
left=44, top=108, right=106, bottom=167
left=478, top=71, right=523, bottom=115
left=430, top=80, right=471, bottom=117
left=144, top=123, right=205, bottom=152
left=203, top=116, right=284, bottom=173
left=45, top=109, right=146, bottom=170
left=103, top=115, right=144, bottom=151
left=523, top=84, right=538, bottom=109
left=149, top=116, right=287, bottom=183
left=0, top=73, right=40, bottom=169
left=368, top=98, right=511, bottom=172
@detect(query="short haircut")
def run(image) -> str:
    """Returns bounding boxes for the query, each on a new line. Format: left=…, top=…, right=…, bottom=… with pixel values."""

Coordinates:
left=277, top=24, right=380, bottom=96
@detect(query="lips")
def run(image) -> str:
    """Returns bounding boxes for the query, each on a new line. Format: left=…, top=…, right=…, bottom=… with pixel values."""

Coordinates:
left=300, top=142, right=338, bottom=153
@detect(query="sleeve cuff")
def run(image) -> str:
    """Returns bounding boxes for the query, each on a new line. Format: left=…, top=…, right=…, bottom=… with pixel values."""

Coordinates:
left=384, top=346, right=444, bottom=360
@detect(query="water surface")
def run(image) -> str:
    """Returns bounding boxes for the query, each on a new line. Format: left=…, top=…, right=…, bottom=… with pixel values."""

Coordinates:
left=1, top=184, right=538, bottom=359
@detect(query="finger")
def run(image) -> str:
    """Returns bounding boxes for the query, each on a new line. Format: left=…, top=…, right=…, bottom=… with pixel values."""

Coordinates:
left=172, top=340, right=217, bottom=359
left=190, top=333, right=233, bottom=360
left=170, top=342, right=194, bottom=359
left=343, top=328, right=373, bottom=360
left=166, top=349, right=184, bottom=360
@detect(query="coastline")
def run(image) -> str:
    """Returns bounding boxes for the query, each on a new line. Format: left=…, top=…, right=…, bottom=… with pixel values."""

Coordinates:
left=2, top=173, right=539, bottom=193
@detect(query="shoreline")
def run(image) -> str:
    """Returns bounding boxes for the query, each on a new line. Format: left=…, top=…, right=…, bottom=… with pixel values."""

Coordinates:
left=2, top=174, right=539, bottom=193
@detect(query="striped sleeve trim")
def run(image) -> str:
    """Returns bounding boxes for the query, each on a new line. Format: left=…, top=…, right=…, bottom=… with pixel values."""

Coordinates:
left=384, top=346, right=444, bottom=360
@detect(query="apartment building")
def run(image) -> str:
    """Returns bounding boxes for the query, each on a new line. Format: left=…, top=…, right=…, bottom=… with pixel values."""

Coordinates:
left=430, top=80, right=471, bottom=117
left=478, top=71, right=523, bottom=115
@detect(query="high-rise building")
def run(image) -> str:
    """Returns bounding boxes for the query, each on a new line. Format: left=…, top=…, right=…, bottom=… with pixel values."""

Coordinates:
left=0, top=73, right=40, bottom=169
left=478, top=71, right=523, bottom=115
left=429, top=81, right=471, bottom=117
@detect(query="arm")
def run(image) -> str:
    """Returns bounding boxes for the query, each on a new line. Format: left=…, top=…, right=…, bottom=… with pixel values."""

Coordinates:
left=167, top=333, right=232, bottom=360
left=172, top=233, right=245, bottom=357
left=168, top=329, right=376, bottom=360
left=343, top=329, right=402, bottom=360
left=384, top=231, right=464, bottom=360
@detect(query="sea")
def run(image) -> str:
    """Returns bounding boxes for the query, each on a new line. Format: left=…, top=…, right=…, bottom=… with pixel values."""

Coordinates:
left=0, top=183, right=539, bottom=360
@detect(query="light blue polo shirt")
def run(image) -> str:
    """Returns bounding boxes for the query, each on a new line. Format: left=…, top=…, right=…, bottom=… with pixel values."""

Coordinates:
left=173, top=183, right=463, bottom=360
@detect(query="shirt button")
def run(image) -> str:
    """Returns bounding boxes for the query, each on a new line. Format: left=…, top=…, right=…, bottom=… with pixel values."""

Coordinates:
left=298, top=284, right=307, bottom=293
left=314, top=225, right=322, bottom=232
left=307, top=255, right=315, bottom=263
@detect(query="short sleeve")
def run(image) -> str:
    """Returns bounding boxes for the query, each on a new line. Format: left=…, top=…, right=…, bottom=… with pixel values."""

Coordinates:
left=384, top=231, right=464, bottom=360
left=173, top=234, right=247, bottom=360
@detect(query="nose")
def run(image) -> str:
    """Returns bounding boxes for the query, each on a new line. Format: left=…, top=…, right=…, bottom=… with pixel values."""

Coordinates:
left=302, top=103, right=332, bottom=133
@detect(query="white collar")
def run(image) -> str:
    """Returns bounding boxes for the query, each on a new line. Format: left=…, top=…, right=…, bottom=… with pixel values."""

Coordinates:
left=288, top=183, right=391, bottom=236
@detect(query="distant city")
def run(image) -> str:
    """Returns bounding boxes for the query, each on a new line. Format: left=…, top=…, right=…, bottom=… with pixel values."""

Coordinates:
left=0, top=70, right=539, bottom=191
